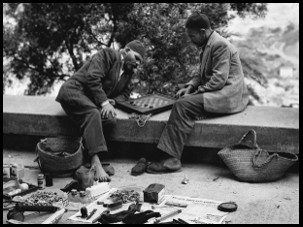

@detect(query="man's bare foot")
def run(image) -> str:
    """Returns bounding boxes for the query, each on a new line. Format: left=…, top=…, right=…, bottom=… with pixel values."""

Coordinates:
left=91, top=154, right=111, bottom=182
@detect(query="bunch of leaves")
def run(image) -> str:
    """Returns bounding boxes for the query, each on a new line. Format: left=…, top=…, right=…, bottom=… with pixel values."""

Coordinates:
left=3, top=3, right=268, bottom=96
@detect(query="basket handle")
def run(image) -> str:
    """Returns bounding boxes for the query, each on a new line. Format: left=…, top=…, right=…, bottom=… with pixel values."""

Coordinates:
left=34, top=141, right=45, bottom=173
left=252, top=149, right=279, bottom=168
left=238, top=130, right=259, bottom=149
left=40, top=138, right=47, bottom=144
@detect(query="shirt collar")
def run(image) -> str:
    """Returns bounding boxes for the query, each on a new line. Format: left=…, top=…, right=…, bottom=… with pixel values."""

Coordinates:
left=200, top=30, right=214, bottom=52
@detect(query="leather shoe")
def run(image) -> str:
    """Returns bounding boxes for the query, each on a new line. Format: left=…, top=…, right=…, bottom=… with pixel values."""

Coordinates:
left=146, top=161, right=167, bottom=174
left=163, top=157, right=182, bottom=171
left=146, top=158, right=182, bottom=173
left=102, top=163, right=115, bottom=176
left=131, top=158, right=147, bottom=176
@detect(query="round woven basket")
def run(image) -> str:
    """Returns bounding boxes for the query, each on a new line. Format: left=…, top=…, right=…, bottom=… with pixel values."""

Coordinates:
left=218, top=130, right=298, bottom=183
left=36, top=136, right=84, bottom=177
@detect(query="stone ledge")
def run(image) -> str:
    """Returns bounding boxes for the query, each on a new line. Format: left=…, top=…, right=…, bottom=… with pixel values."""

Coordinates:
left=3, top=95, right=299, bottom=154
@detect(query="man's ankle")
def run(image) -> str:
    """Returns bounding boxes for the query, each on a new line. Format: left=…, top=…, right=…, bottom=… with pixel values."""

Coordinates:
left=91, top=154, right=101, bottom=165
left=156, top=150, right=173, bottom=161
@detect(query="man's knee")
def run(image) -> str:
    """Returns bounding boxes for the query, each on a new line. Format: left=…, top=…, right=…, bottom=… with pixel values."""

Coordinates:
left=102, top=114, right=117, bottom=126
left=88, top=108, right=101, bottom=118
left=174, top=98, right=189, bottom=110
left=82, top=109, right=102, bottom=126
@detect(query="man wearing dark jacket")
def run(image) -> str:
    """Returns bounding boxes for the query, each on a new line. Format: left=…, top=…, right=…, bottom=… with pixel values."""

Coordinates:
left=146, top=13, right=249, bottom=173
left=56, top=40, right=146, bottom=181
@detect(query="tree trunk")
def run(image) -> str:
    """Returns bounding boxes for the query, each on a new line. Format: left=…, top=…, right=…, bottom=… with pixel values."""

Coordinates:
left=107, top=19, right=117, bottom=48
left=65, top=39, right=79, bottom=71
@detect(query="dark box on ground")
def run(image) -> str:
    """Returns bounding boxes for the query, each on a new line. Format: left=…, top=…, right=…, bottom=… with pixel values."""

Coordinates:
left=143, top=183, right=165, bottom=204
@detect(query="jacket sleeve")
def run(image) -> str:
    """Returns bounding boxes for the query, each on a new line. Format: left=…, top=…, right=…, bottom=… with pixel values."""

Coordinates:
left=113, top=82, right=133, bottom=102
left=85, top=52, right=109, bottom=107
left=199, top=42, right=230, bottom=92
left=185, top=66, right=201, bottom=90
left=186, top=76, right=201, bottom=90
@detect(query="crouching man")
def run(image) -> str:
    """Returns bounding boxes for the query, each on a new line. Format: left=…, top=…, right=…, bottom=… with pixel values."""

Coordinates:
left=56, top=40, right=146, bottom=181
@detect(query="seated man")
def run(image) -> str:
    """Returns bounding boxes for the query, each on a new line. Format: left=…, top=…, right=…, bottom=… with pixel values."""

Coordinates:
left=146, top=13, right=249, bottom=173
left=56, top=40, right=146, bottom=181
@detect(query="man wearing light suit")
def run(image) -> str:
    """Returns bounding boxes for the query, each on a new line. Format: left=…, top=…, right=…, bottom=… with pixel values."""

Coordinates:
left=146, top=13, right=249, bottom=173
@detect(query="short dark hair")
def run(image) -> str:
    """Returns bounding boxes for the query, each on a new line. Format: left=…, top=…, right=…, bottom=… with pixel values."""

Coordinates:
left=185, top=13, right=211, bottom=30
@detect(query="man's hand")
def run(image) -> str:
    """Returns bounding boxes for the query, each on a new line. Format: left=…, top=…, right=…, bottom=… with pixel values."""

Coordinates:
left=176, top=85, right=194, bottom=98
left=108, top=99, right=116, bottom=106
left=100, top=103, right=116, bottom=119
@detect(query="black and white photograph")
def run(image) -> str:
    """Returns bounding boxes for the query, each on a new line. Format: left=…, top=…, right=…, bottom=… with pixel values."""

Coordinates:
left=3, top=3, right=299, bottom=224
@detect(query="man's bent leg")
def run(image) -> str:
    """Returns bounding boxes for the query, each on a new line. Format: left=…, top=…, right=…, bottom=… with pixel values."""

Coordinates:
left=82, top=109, right=109, bottom=155
left=147, top=94, right=205, bottom=173
left=61, top=103, right=108, bottom=156
left=157, top=93, right=205, bottom=159
left=60, top=101, right=111, bottom=182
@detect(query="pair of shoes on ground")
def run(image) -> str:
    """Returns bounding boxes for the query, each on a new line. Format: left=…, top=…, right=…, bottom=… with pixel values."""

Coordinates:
left=131, top=157, right=182, bottom=176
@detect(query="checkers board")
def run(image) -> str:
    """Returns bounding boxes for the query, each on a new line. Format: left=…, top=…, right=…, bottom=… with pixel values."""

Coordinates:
left=116, top=94, right=176, bottom=115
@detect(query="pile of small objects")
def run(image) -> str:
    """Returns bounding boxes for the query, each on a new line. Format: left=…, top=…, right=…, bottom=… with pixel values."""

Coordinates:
left=24, top=191, right=68, bottom=206
left=109, top=190, right=141, bottom=204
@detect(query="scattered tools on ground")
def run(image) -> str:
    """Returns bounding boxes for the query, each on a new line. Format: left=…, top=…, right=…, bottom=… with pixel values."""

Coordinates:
left=217, top=201, right=238, bottom=212
left=23, top=190, right=68, bottom=207
left=67, top=190, right=94, bottom=204
left=79, top=206, right=88, bottom=218
left=3, top=179, right=39, bottom=200
left=175, top=218, right=189, bottom=224
left=97, top=203, right=139, bottom=224
left=103, top=198, right=123, bottom=210
left=91, top=211, right=105, bottom=224
left=165, top=200, right=188, bottom=208
left=212, top=176, right=220, bottom=181
left=45, top=174, right=53, bottom=187
left=7, top=203, right=59, bottom=222
left=156, top=218, right=190, bottom=224
left=6, top=205, right=66, bottom=224
left=143, top=183, right=165, bottom=204
left=154, top=209, right=182, bottom=224
left=181, top=176, right=189, bottom=184
left=4, top=163, right=238, bottom=225
left=86, top=208, right=97, bottom=220
left=3, top=201, right=16, bottom=211
left=6, top=219, right=32, bottom=224
left=109, top=189, right=141, bottom=204
left=86, top=182, right=111, bottom=198
left=60, top=180, right=79, bottom=193
left=41, top=207, right=66, bottom=224
left=123, top=210, right=161, bottom=224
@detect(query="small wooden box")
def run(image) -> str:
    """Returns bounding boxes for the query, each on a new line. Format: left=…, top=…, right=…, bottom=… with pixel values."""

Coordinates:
left=143, top=183, right=165, bottom=204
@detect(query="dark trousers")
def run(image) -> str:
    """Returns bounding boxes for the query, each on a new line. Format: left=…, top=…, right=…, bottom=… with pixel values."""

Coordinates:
left=57, top=80, right=116, bottom=157
left=157, top=93, right=205, bottom=159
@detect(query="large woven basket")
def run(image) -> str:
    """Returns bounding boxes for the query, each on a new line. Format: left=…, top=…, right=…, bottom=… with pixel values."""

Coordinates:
left=36, top=136, right=84, bottom=177
left=218, top=130, right=298, bottom=182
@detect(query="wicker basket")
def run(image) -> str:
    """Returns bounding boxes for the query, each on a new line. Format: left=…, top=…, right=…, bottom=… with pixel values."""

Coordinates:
left=218, top=130, right=298, bottom=182
left=36, top=136, right=84, bottom=177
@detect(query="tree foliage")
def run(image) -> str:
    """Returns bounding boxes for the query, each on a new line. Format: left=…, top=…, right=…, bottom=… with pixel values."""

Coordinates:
left=3, top=3, right=267, bottom=96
